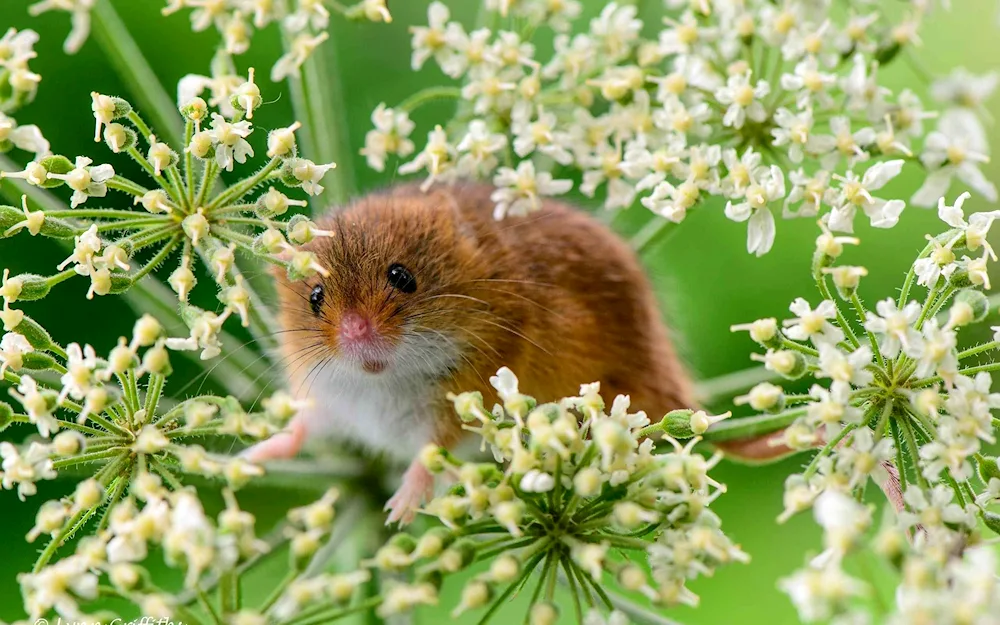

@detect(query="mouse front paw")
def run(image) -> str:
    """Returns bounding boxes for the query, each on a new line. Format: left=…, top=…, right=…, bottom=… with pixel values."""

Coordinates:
left=240, top=417, right=307, bottom=462
left=384, top=460, right=434, bottom=526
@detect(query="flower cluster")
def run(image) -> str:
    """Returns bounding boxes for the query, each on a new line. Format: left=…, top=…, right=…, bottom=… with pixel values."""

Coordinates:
left=0, top=311, right=304, bottom=550
left=161, top=0, right=391, bottom=83
left=729, top=190, right=1000, bottom=622
left=0, top=68, right=338, bottom=353
left=0, top=28, right=49, bottom=160
left=367, top=1, right=996, bottom=254
left=19, top=482, right=348, bottom=622
left=344, top=368, right=746, bottom=623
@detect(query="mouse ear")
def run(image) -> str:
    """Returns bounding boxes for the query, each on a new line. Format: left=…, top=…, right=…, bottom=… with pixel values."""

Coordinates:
left=426, top=186, right=480, bottom=246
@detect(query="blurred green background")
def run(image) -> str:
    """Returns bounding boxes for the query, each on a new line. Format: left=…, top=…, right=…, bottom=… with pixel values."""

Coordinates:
left=1, top=0, right=999, bottom=622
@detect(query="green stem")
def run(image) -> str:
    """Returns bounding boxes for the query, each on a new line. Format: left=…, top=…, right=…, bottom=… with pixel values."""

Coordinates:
left=90, top=0, right=185, bottom=147
left=398, top=86, right=464, bottom=112
left=959, top=340, right=1000, bottom=360
left=131, top=234, right=181, bottom=281
left=281, top=22, right=354, bottom=209
left=695, top=408, right=807, bottom=442
left=850, top=293, right=883, bottom=368
left=803, top=422, right=859, bottom=479
left=694, top=365, right=778, bottom=403
left=899, top=418, right=929, bottom=488
left=206, top=157, right=282, bottom=211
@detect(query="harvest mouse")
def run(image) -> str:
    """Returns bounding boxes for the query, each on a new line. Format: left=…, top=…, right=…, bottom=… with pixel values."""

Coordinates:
left=244, top=183, right=695, bottom=523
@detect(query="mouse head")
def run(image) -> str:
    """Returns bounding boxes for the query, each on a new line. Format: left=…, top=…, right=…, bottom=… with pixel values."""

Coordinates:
left=275, top=186, right=512, bottom=381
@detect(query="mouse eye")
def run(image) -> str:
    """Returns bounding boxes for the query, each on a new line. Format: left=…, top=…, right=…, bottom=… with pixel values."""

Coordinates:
left=309, top=284, right=325, bottom=315
left=387, top=263, right=417, bottom=294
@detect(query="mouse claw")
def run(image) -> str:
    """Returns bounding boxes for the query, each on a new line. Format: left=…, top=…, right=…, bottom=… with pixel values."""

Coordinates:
left=384, top=460, right=435, bottom=527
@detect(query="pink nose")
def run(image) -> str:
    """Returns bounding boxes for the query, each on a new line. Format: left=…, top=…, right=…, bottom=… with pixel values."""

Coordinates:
left=339, top=311, right=373, bottom=341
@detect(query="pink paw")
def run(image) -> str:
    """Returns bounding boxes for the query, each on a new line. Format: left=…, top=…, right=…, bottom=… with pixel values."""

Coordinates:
left=241, top=417, right=306, bottom=463
left=384, top=461, right=435, bottom=526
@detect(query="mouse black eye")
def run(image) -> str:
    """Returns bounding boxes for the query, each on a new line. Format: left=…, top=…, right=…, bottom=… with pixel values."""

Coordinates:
left=387, top=263, right=417, bottom=294
left=309, top=284, right=325, bottom=315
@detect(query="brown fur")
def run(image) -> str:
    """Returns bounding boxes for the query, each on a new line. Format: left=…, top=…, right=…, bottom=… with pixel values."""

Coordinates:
left=274, top=182, right=695, bottom=450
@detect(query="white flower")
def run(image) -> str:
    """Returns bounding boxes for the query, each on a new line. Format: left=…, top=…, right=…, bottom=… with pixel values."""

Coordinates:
left=816, top=344, right=873, bottom=388
left=784, top=298, right=844, bottom=345
left=780, top=562, right=867, bottom=622
left=284, top=0, right=330, bottom=33
left=45, top=156, right=114, bottom=208
left=770, top=107, right=834, bottom=164
left=28, top=0, right=94, bottom=54
left=913, top=109, right=996, bottom=206
left=827, top=160, right=906, bottom=232
left=931, top=68, right=998, bottom=111
left=490, top=160, right=572, bottom=220
left=206, top=114, right=254, bottom=172
left=289, top=159, right=337, bottom=196
left=0, top=441, right=56, bottom=500
left=57, top=224, right=102, bottom=275
left=511, top=106, right=573, bottom=164
left=936, top=191, right=1000, bottom=261
left=864, top=299, right=923, bottom=359
left=410, top=2, right=452, bottom=71
left=398, top=125, right=456, bottom=191
left=455, top=120, right=507, bottom=177
left=0, top=113, right=49, bottom=158
left=165, top=309, right=231, bottom=360
left=0, top=331, right=32, bottom=376
left=724, top=165, right=785, bottom=256
left=271, top=32, right=329, bottom=82
left=899, top=485, right=975, bottom=531
left=361, top=104, right=415, bottom=172
left=715, top=71, right=769, bottom=129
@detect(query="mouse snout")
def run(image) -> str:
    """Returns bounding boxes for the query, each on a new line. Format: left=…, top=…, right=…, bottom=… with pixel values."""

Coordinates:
left=339, top=310, right=374, bottom=342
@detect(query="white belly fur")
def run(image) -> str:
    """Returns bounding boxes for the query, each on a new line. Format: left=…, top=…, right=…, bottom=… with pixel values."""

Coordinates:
left=287, top=332, right=458, bottom=463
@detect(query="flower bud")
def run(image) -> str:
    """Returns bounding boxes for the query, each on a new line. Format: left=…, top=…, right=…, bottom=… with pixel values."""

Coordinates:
left=529, top=602, right=559, bottom=625
left=619, top=566, right=650, bottom=594
left=730, top=317, right=782, bottom=348
left=133, top=314, right=163, bottom=347
left=438, top=539, right=476, bottom=573
left=136, top=189, right=173, bottom=214
left=267, top=122, right=301, bottom=158
left=754, top=349, right=807, bottom=379
left=659, top=408, right=732, bottom=438
left=104, top=123, right=137, bottom=153
left=976, top=453, right=1000, bottom=483
left=4, top=273, right=50, bottom=301
left=74, top=478, right=105, bottom=509
left=233, top=69, right=262, bottom=119
left=255, top=187, right=306, bottom=218
left=255, top=228, right=288, bottom=255
left=0, top=401, right=12, bottom=432
left=181, top=97, right=209, bottom=125
left=448, top=391, right=485, bottom=422
left=10, top=314, right=55, bottom=350
left=134, top=425, right=169, bottom=453
left=52, top=430, right=84, bottom=456
left=147, top=137, right=178, bottom=176
left=419, top=444, right=448, bottom=473
left=735, top=382, right=785, bottom=413
left=106, top=340, right=136, bottom=374
left=142, top=343, right=172, bottom=376
left=109, top=563, right=141, bottom=591
left=573, top=466, right=603, bottom=497
left=413, top=527, right=453, bottom=559
left=187, top=131, right=215, bottom=159
left=951, top=289, right=989, bottom=325
left=489, top=555, right=520, bottom=583
left=823, top=265, right=868, bottom=300
left=182, top=210, right=210, bottom=246
left=452, top=580, right=492, bottom=617
left=168, top=264, right=196, bottom=302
